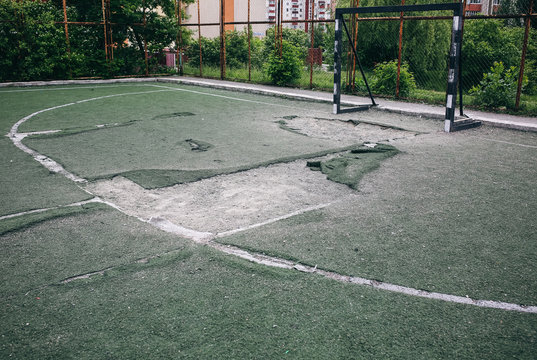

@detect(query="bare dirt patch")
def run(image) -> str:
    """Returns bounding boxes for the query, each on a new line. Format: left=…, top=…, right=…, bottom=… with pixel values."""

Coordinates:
left=280, top=116, right=417, bottom=144
left=85, top=160, right=358, bottom=235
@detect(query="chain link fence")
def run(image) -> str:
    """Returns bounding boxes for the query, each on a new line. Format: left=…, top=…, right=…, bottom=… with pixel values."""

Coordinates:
left=0, top=0, right=535, bottom=113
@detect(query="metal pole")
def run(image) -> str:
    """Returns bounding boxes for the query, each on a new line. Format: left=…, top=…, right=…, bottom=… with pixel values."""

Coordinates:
left=396, top=0, right=405, bottom=98
left=62, top=0, right=72, bottom=78
left=351, top=0, right=360, bottom=91
left=515, top=0, right=533, bottom=110
left=175, top=0, right=179, bottom=72
left=143, top=1, right=149, bottom=76
left=459, top=0, right=467, bottom=116
left=197, top=0, right=203, bottom=76
left=309, top=0, right=315, bottom=88
left=220, top=0, right=226, bottom=79
left=248, top=0, right=251, bottom=81
left=279, top=0, right=283, bottom=57
left=101, top=0, right=108, bottom=62
left=107, top=0, right=113, bottom=61
left=178, top=0, right=183, bottom=75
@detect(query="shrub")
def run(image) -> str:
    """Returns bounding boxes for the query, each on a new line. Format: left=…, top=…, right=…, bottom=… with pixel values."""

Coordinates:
left=265, top=40, right=302, bottom=86
left=469, top=61, right=526, bottom=109
left=371, top=60, right=416, bottom=97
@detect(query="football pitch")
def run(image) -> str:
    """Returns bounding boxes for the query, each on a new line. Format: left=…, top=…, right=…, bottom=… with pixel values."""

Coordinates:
left=1, top=81, right=536, bottom=358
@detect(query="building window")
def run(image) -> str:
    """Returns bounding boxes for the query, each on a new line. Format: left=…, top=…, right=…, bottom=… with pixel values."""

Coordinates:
left=469, top=0, right=481, bottom=3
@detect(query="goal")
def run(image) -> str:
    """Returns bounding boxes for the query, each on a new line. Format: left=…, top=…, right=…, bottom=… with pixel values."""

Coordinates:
left=332, top=3, right=480, bottom=132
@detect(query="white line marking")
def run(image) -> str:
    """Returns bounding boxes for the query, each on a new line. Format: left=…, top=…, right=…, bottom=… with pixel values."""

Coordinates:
left=7, top=89, right=172, bottom=183
left=0, top=198, right=103, bottom=221
left=216, top=203, right=333, bottom=238
left=475, top=137, right=537, bottom=149
left=148, top=217, right=214, bottom=243
left=0, top=84, right=151, bottom=93
left=149, top=84, right=299, bottom=109
left=208, top=242, right=537, bottom=314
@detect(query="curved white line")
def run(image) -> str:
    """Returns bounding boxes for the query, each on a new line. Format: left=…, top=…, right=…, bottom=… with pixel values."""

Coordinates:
left=7, top=89, right=171, bottom=182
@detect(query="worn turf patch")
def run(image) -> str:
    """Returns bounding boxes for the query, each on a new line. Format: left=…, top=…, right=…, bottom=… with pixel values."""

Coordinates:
left=26, top=120, right=139, bottom=139
left=0, top=202, right=106, bottom=236
left=2, top=245, right=536, bottom=359
left=307, top=144, right=399, bottom=189
left=0, top=138, right=92, bottom=217
left=276, top=119, right=308, bottom=136
left=114, top=144, right=368, bottom=189
left=0, top=204, right=191, bottom=297
left=152, top=111, right=195, bottom=120
left=184, top=138, right=213, bottom=152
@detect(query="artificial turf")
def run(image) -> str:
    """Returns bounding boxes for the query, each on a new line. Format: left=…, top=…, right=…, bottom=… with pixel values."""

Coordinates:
left=1, top=82, right=536, bottom=358
left=217, top=128, right=537, bottom=305
left=2, top=237, right=536, bottom=359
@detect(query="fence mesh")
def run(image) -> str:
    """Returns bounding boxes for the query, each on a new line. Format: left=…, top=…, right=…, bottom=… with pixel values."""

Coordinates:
left=0, top=0, right=535, bottom=113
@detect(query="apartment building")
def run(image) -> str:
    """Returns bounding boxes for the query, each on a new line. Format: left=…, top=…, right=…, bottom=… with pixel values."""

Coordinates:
left=267, top=0, right=330, bottom=31
left=185, top=0, right=330, bottom=37
left=465, top=0, right=500, bottom=15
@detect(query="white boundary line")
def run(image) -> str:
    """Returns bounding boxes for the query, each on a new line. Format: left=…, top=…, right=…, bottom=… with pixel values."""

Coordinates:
left=475, top=136, right=537, bottom=149
left=4, top=84, right=537, bottom=314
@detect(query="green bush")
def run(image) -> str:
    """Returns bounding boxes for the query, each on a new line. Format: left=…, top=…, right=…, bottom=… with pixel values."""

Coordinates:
left=265, top=40, right=302, bottom=86
left=469, top=61, right=525, bottom=109
left=371, top=60, right=416, bottom=97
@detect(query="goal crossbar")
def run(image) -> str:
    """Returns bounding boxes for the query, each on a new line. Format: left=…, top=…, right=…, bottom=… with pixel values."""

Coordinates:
left=333, top=2, right=466, bottom=132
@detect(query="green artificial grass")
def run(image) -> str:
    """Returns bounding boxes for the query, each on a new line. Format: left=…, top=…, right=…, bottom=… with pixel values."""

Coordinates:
left=307, top=144, right=400, bottom=189
left=0, top=204, right=190, bottom=296
left=20, top=84, right=355, bottom=182
left=0, top=138, right=91, bottom=217
left=1, top=244, right=536, bottom=359
left=115, top=144, right=368, bottom=189
left=218, top=128, right=537, bottom=306
left=1, top=82, right=536, bottom=358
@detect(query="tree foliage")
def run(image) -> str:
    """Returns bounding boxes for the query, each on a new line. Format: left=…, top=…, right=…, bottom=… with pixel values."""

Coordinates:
left=265, top=40, right=302, bottom=86
left=469, top=61, right=525, bottom=109
left=0, top=0, right=191, bottom=81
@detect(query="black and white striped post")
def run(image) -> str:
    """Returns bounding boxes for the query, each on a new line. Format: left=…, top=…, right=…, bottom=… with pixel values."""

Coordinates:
left=333, top=15, right=342, bottom=115
left=444, top=3, right=463, bottom=132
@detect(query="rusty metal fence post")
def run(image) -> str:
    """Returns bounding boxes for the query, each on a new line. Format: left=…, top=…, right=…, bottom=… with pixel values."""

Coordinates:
left=175, top=0, right=184, bottom=75
left=62, top=0, right=72, bottom=78
left=515, top=0, right=534, bottom=110
left=143, top=5, right=149, bottom=76
left=309, top=0, right=315, bottom=88
left=220, top=0, right=226, bottom=79
left=395, top=0, right=405, bottom=98
left=248, top=0, right=252, bottom=81
left=197, top=0, right=203, bottom=76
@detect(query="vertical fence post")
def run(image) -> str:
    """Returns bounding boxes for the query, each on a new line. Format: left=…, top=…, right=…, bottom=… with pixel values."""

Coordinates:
left=351, top=0, right=360, bottom=91
left=248, top=0, right=251, bottom=81
left=101, top=0, right=109, bottom=64
left=395, top=0, right=405, bottom=98
left=279, top=0, right=283, bottom=57
left=459, top=0, right=467, bottom=116
left=62, top=0, right=72, bottom=78
left=220, top=0, right=226, bottom=79
left=333, top=14, right=342, bottom=114
left=515, top=0, right=533, bottom=110
left=309, top=0, right=315, bottom=88
left=143, top=1, right=149, bottom=76
left=176, top=0, right=184, bottom=75
left=197, top=0, right=203, bottom=76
